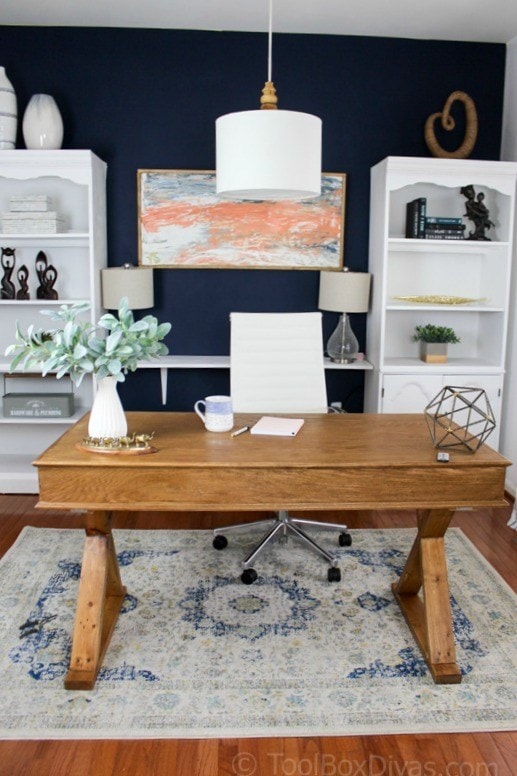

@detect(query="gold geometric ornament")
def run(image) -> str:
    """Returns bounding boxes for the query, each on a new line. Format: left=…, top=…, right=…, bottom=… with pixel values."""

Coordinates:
left=424, top=386, right=496, bottom=453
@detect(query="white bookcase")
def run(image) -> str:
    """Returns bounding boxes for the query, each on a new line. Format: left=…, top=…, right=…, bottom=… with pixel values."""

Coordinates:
left=0, top=151, right=107, bottom=493
left=364, top=156, right=517, bottom=449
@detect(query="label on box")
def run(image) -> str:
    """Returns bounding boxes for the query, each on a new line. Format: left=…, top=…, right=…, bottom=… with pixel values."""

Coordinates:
left=2, top=393, right=74, bottom=418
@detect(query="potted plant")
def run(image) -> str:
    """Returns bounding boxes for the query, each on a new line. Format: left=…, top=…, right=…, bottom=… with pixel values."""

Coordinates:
left=412, top=323, right=460, bottom=363
left=5, top=297, right=171, bottom=439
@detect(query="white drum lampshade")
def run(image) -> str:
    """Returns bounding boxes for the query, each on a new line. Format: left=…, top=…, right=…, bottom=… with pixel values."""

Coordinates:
left=216, top=109, right=322, bottom=200
left=101, top=264, right=154, bottom=310
left=215, top=0, right=322, bottom=201
left=318, top=270, right=371, bottom=363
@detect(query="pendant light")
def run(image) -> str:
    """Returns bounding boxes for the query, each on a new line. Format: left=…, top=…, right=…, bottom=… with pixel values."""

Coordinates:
left=216, top=0, right=322, bottom=201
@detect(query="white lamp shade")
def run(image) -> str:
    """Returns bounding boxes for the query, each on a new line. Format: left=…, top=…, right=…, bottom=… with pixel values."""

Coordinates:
left=318, top=271, right=371, bottom=313
left=101, top=266, right=154, bottom=310
left=216, top=109, right=322, bottom=200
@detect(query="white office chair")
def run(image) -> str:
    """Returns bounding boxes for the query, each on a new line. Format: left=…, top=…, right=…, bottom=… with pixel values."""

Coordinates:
left=213, top=312, right=352, bottom=584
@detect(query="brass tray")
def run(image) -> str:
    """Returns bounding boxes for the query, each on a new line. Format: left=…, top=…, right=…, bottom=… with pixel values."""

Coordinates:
left=393, top=295, right=483, bottom=305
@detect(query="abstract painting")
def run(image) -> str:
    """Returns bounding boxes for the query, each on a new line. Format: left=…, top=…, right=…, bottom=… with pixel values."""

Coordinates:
left=137, top=169, right=346, bottom=270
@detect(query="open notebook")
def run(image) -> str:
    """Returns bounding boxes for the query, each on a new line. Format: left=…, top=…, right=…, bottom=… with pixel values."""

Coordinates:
left=250, top=416, right=305, bottom=437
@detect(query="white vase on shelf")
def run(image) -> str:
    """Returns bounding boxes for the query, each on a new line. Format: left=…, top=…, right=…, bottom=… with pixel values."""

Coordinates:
left=88, top=376, right=128, bottom=439
left=22, top=93, right=63, bottom=150
left=0, top=67, right=17, bottom=150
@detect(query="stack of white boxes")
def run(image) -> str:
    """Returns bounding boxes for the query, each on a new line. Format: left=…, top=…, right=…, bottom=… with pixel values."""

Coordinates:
left=2, top=195, right=66, bottom=233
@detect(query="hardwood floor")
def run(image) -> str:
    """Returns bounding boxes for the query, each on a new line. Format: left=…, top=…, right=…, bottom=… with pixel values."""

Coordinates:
left=0, top=494, right=515, bottom=776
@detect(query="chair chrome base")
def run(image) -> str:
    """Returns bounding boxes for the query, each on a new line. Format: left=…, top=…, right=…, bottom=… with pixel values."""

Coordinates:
left=213, top=510, right=352, bottom=584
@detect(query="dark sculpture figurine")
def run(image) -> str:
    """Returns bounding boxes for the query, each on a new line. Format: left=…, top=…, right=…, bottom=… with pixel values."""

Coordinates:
left=35, top=250, right=59, bottom=300
left=461, top=184, right=494, bottom=240
left=35, top=250, right=48, bottom=298
left=16, top=264, right=30, bottom=300
left=1, top=247, right=16, bottom=300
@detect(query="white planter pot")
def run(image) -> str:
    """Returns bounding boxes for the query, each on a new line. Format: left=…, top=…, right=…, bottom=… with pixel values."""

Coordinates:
left=419, top=342, right=448, bottom=363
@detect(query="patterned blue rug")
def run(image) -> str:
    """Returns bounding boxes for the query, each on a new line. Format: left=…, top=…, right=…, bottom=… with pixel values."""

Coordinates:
left=0, top=526, right=515, bottom=739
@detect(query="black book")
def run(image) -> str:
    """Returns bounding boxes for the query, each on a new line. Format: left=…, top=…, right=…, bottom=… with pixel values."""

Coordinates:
left=424, top=226, right=465, bottom=237
left=405, top=200, right=419, bottom=238
left=424, top=232, right=465, bottom=240
left=425, top=222, right=465, bottom=233
left=405, top=197, right=427, bottom=238
left=425, top=216, right=464, bottom=225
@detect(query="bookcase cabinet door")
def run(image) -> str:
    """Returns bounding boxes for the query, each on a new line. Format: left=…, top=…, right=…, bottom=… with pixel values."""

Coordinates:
left=381, top=375, right=443, bottom=414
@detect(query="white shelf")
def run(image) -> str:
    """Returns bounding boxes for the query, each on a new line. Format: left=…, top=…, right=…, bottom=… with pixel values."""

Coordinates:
left=0, top=298, right=89, bottom=308
left=388, top=237, right=510, bottom=252
left=386, top=302, right=504, bottom=312
left=140, top=355, right=372, bottom=370
left=0, top=232, right=89, bottom=247
left=139, top=355, right=374, bottom=405
left=382, top=357, right=503, bottom=373
left=141, top=355, right=230, bottom=369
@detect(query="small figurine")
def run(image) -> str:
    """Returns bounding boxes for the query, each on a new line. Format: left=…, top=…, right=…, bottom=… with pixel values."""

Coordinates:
left=1, top=247, right=16, bottom=300
left=35, top=250, right=59, bottom=300
left=461, top=184, right=494, bottom=240
left=16, top=264, right=30, bottom=300
left=35, top=250, right=48, bottom=298
left=43, top=264, right=58, bottom=300
left=81, top=432, right=155, bottom=451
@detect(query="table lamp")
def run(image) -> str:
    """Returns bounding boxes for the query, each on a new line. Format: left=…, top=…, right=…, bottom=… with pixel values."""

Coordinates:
left=318, top=269, right=371, bottom=363
left=101, top=264, right=154, bottom=310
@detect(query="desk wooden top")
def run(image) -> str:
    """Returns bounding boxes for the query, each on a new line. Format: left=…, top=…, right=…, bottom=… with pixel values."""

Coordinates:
left=34, top=412, right=510, bottom=512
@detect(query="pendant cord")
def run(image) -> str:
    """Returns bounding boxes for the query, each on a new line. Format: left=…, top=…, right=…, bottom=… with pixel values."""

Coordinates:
left=267, top=0, right=273, bottom=82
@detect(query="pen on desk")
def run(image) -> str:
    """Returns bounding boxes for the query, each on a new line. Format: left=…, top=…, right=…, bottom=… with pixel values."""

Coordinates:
left=231, top=425, right=250, bottom=437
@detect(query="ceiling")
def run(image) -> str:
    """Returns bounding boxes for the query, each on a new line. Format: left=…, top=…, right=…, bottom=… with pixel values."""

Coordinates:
left=2, top=0, right=517, bottom=44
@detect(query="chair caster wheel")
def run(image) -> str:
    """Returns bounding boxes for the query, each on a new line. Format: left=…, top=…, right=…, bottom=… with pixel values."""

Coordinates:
left=328, top=566, right=341, bottom=582
left=339, top=532, right=352, bottom=547
left=241, top=568, right=258, bottom=585
left=213, top=535, right=228, bottom=550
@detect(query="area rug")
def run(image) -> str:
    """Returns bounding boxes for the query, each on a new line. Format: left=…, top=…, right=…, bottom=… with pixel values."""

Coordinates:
left=0, top=526, right=515, bottom=739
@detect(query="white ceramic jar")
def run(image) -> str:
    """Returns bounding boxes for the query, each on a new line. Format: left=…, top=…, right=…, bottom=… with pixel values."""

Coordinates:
left=23, top=94, right=64, bottom=150
left=0, top=67, right=17, bottom=150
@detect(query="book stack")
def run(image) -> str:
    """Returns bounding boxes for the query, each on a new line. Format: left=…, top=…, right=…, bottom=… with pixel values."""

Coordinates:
left=424, top=217, right=466, bottom=240
left=405, top=197, right=465, bottom=240
left=2, top=195, right=66, bottom=234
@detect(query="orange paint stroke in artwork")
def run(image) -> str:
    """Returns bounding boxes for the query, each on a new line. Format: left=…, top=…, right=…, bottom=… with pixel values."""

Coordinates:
left=142, top=200, right=340, bottom=248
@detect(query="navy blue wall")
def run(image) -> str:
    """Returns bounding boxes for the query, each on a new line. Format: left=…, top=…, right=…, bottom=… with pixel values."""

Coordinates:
left=0, top=27, right=506, bottom=411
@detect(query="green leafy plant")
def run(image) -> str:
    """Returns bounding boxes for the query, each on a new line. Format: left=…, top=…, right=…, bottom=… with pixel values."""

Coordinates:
left=6, top=297, right=171, bottom=386
left=412, top=324, right=461, bottom=344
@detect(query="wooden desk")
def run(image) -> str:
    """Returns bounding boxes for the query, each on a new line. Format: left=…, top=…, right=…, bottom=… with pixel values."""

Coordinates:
left=35, top=412, right=510, bottom=690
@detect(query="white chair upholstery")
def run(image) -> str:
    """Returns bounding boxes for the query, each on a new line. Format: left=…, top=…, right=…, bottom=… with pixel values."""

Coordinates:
left=213, top=312, right=352, bottom=584
left=230, top=312, right=328, bottom=414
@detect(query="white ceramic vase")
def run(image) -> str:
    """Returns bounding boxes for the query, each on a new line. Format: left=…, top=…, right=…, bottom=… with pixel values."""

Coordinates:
left=88, top=376, right=128, bottom=439
left=22, top=93, right=63, bottom=150
left=0, top=67, right=17, bottom=150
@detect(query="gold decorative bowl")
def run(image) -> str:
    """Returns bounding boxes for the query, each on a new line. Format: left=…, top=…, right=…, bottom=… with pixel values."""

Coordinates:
left=394, top=295, right=483, bottom=305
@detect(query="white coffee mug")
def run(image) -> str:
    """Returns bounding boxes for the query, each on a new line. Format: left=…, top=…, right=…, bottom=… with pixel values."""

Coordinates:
left=194, top=395, right=234, bottom=432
